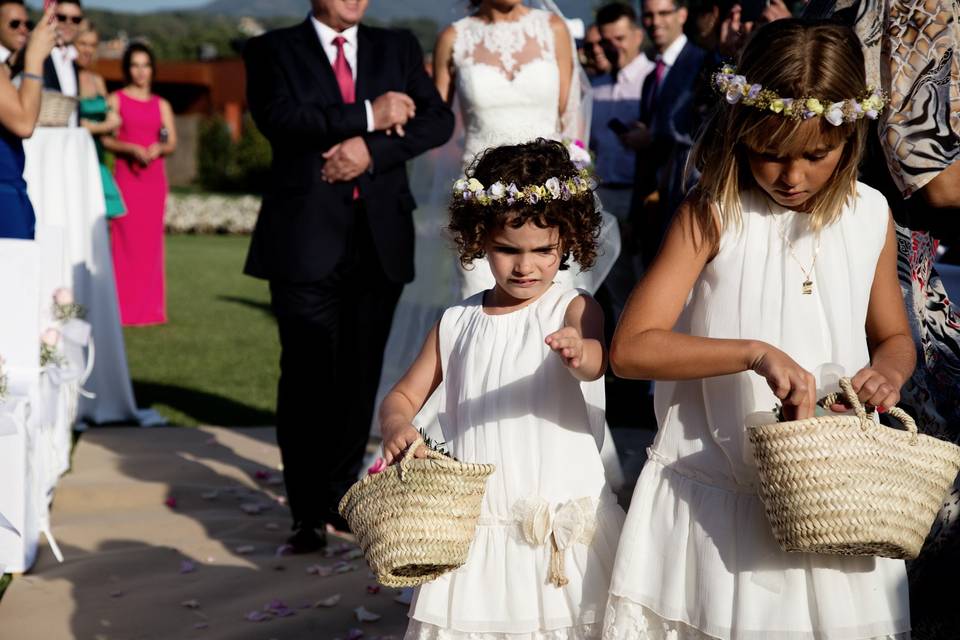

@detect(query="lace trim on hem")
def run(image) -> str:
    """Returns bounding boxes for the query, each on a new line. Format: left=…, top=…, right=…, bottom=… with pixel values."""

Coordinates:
left=405, top=619, right=602, bottom=640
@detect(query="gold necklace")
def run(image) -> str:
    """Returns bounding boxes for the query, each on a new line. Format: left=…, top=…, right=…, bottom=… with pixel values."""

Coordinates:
left=774, top=211, right=821, bottom=295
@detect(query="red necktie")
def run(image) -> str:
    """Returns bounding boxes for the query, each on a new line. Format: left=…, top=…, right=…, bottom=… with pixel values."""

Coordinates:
left=332, top=36, right=355, bottom=104
left=332, top=36, right=359, bottom=199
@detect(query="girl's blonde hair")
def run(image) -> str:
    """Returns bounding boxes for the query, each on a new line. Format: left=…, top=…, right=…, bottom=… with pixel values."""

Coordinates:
left=689, top=19, right=869, bottom=252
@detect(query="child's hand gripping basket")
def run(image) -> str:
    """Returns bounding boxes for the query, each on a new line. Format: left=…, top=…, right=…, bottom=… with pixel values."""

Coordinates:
left=338, top=438, right=495, bottom=587
left=748, top=377, right=960, bottom=559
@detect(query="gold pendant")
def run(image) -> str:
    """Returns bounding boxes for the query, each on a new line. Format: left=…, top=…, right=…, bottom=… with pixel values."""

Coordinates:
left=802, top=280, right=813, bottom=295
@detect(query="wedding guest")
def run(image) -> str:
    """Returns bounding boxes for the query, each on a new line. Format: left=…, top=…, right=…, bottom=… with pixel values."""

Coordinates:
left=582, top=23, right=612, bottom=77
left=0, top=4, right=55, bottom=239
left=102, top=43, right=176, bottom=326
left=76, top=22, right=124, bottom=219
left=43, top=0, right=83, bottom=127
left=0, top=0, right=29, bottom=65
left=626, top=0, right=708, bottom=266
left=591, top=3, right=654, bottom=324
left=244, top=0, right=453, bottom=552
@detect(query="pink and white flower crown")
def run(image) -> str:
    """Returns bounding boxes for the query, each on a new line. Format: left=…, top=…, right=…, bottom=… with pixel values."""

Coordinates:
left=712, top=65, right=888, bottom=125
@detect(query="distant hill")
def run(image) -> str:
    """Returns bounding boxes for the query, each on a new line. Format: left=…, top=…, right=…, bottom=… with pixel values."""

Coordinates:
left=200, top=0, right=595, bottom=24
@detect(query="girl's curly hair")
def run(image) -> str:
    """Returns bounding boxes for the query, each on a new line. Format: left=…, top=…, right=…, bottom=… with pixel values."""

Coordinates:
left=449, top=138, right=602, bottom=271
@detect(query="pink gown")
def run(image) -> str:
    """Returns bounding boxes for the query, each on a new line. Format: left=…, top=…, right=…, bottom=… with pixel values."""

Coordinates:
left=110, top=91, right=167, bottom=326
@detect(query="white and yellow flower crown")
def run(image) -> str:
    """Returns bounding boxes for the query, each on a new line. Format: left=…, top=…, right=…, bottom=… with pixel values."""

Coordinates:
left=712, top=65, right=888, bottom=125
left=452, top=170, right=596, bottom=206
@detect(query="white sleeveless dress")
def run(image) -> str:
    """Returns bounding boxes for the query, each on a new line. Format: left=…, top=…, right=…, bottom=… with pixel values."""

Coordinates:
left=375, top=8, right=624, bottom=491
left=405, top=284, right=625, bottom=640
left=603, top=184, right=911, bottom=640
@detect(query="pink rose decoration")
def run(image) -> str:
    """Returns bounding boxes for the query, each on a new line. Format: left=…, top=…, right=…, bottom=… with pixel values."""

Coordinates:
left=53, top=287, right=74, bottom=306
left=573, top=139, right=586, bottom=149
left=367, top=457, right=386, bottom=475
left=41, top=328, right=61, bottom=347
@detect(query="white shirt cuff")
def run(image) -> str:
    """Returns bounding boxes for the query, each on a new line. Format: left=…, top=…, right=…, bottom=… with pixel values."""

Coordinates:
left=364, top=99, right=375, bottom=133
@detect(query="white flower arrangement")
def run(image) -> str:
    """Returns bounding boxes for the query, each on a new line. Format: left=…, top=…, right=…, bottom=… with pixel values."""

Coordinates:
left=52, top=287, right=86, bottom=322
left=0, top=355, right=7, bottom=401
left=164, top=193, right=261, bottom=235
left=452, top=169, right=597, bottom=206
left=40, top=327, right=65, bottom=368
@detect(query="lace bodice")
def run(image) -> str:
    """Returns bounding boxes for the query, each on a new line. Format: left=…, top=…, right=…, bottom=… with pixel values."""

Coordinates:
left=452, top=9, right=561, bottom=166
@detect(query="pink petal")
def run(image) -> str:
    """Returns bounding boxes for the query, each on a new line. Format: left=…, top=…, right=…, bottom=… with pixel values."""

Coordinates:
left=244, top=611, right=271, bottom=622
left=366, top=584, right=380, bottom=595
left=367, top=457, right=386, bottom=475
left=164, top=497, right=177, bottom=509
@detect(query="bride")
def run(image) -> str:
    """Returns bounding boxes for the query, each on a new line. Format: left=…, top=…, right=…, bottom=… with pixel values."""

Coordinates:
left=376, top=0, right=623, bottom=484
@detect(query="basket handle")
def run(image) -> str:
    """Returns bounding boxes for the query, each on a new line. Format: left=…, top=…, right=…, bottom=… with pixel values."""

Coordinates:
left=397, top=437, right=446, bottom=481
left=818, top=377, right=918, bottom=442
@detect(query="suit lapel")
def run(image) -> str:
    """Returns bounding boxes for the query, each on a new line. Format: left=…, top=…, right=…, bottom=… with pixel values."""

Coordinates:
left=355, top=25, right=375, bottom=103
left=43, top=57, right=61, bottom=91
left=657, top=42, right=692, bottom=115
left=296, top=18, right=343, bottom=102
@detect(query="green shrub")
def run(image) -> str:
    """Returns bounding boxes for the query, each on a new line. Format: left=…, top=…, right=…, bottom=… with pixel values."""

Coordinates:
left=196, top=114, right=272, bottom=193
left=197, top=115, right=234, bottom=191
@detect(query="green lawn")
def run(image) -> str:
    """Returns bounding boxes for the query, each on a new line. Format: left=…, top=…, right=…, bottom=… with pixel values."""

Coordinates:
left=122, top=234, right=279, bottom=426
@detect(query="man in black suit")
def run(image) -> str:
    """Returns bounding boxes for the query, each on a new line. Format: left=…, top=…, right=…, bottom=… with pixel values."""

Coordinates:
left=244, top=0, right=455, bottom=552
left=43, top=0, right=82, bottom=127
left=624, top=0, right=708, bottom=266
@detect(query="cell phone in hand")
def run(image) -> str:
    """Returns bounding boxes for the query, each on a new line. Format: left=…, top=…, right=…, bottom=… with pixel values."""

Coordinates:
left=740, top=0, right=769, bottom=23
left=44, top=0, right=57, bottom=24
left=607, top=118, right=630, bottom=136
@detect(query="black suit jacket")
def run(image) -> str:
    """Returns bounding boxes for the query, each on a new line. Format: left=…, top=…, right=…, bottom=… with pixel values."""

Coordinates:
left=634, top=40, right=708, bottom=209
left=243, top=20, right=455, bottom=284
left=42, top=55, right=79, bottom=93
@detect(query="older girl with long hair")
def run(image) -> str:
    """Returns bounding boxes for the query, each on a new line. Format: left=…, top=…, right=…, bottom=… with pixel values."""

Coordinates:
left=603, top=19, right=914, bottom=639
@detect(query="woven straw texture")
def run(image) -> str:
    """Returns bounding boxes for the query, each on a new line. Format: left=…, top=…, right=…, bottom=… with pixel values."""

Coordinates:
left=339, top=438, right=495, bottom=587
left=749, top=378, right=960, bottom=559
left=38, top=91, right=78, bottom=127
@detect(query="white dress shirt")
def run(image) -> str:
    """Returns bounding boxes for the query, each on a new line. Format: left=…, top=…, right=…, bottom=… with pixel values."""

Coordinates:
left=311, top=16, right=375, bottom=132
left=0, top=45, right=10, bottom=64
left=656, top=33, right=688, bottom=83
left=51, top=45, right=79, bottom=127
left=590, top=53, right=656, bottom=186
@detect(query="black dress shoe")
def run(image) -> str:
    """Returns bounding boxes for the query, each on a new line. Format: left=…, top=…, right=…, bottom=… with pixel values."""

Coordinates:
left=325, top=512, right=351, bottom=535
left=285, top=527, right=326, bottom=554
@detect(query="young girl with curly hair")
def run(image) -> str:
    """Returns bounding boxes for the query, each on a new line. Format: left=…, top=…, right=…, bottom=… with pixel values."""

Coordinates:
left=603, top=19, right=915, bottom=640
left=380, top=138, right=625, bottom=639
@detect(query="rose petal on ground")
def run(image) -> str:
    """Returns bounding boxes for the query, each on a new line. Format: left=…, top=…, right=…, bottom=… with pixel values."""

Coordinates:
left=164, top=497, right=177, bottom=509
left=275, top=544, right=294, bottom=557
left=193, top=622, right=209, bottom=630
left=354, top=606, right=381, bottom=622
left=254, top=470, right=270, bottom=480
left=179, top=560, right=196, bottom=574
left=306, top=564, right=333, bottom=577
left=366, top=585, right=380, bottom=595
left=234, top=545, right=255, bottom=555
left=276, top=495, right=288, bottom=506
left=314, top=594, right=341, bottom=607
left=244, top=611, right=271, bottom=622
left=180, top=599, right=200, bottom=609
left=347, top=629, right=364, bottom=640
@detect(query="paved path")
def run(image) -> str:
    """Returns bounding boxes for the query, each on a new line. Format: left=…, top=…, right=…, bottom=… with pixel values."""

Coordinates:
left=0, top=426, right=655, bottom=639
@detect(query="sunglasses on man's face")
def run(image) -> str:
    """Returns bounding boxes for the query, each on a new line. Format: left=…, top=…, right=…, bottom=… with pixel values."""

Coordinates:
left=55, top=14, right=84, bottom=25
left=8, top=19, right=33, bottom=30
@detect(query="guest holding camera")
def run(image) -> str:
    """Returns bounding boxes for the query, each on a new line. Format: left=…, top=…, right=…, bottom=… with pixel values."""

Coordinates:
left=102, top=43, right=176, bottom=326
left=0, top=4, right=55, bottom=239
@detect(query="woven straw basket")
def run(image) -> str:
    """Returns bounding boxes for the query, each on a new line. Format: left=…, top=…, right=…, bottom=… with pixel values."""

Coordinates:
left=38, top=91, right=78, bottom=128
left=749, top=378, right=960, bottom=559
left=338, top=438, right=494, bottom=587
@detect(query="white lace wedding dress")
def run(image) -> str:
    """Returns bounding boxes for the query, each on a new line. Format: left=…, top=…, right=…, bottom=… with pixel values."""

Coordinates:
left=374, top=8, right=623, bottom=490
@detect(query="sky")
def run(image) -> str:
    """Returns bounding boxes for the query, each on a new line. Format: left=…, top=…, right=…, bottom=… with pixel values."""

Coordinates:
left=28, top=0, right=211, bottom=10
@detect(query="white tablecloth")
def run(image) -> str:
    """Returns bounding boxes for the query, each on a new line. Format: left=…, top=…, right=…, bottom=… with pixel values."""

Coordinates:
left=23, top=127, right=140, bottom=424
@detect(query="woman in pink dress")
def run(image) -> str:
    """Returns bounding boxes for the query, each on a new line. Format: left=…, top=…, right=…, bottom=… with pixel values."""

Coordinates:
left=103, top=43, right=177, bottom=326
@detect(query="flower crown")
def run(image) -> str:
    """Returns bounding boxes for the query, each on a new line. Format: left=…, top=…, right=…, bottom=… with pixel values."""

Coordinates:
left=452, top=170, right=596, bottom=206
left=712, top=65, right=888, bottom=125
